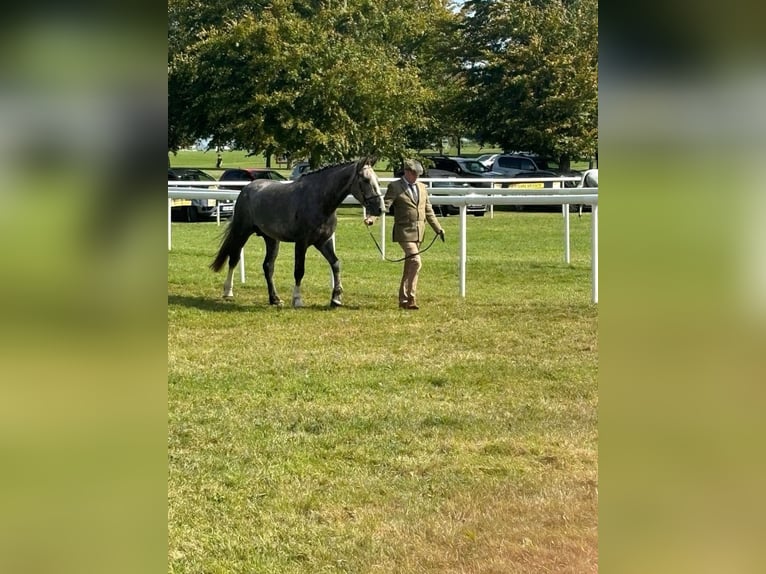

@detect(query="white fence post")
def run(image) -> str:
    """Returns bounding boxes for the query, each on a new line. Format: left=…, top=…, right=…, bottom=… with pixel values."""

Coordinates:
left=591, top=203, right=598, bottom=303
left=380, top=214, right=386, bottom=260
left=459, top=205, right=467, bottom=297
left=563, top=204, right=571, bottom=264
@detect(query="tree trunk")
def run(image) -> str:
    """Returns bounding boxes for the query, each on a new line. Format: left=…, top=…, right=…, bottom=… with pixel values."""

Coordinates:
left=558, top=154, right=571, bottom=172
left=310, top=150, right=322, bottom=170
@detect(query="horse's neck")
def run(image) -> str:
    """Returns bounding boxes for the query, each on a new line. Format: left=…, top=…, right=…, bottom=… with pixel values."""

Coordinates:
left=319, top=165, right=355, bottom=212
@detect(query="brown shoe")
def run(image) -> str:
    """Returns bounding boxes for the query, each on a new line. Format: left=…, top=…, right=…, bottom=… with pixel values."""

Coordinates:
left=406, top=302, right=419, bottom=310
left=399, top=301, right=409, bottom=309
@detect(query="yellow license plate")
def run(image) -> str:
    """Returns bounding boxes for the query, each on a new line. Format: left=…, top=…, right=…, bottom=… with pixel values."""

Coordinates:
left=171, top=199, right=192, bottom=207
left=509, top=182, right=544, bottom=189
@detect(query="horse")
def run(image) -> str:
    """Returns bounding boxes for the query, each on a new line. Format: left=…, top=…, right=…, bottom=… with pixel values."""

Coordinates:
left=210, top=157, right=385, bottom=308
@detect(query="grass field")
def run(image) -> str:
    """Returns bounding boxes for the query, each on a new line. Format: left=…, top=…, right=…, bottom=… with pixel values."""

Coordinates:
left=168, top=210, right=598, bottom=573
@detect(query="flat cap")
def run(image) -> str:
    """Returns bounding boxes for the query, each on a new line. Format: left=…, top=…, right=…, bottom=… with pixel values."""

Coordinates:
left=403, top=159, right=424, bottom=176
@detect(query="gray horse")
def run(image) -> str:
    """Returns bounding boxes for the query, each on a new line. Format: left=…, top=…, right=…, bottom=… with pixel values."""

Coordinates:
left=210, top=158, right=384, bottom=307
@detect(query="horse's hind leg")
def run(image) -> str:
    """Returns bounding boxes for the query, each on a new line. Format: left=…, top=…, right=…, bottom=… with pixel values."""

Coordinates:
left=318, top=237, right=343, bottom=307
left=223, top=234, right=249, bottom=300
left=262, top=237, right=283, bottom=306
left=223, top=266, right=236, bottom=299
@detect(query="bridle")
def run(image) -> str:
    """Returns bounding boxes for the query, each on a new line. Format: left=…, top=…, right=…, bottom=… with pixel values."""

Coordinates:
left=353, top=168, right=384, bottom=211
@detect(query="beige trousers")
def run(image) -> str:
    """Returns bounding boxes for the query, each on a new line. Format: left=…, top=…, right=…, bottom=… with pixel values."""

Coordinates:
left=398, top=241, right=422, bottom=304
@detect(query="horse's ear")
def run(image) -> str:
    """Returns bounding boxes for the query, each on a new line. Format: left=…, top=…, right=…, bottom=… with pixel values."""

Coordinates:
left=363, top=155, right=378, bottom=167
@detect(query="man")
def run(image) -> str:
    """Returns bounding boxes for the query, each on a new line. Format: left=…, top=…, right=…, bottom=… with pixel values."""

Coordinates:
left=364, top=159, right=445, bottom=310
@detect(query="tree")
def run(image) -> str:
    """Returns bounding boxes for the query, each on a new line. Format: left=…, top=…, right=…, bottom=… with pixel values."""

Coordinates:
left=168, top=0, right=456, bottom=166
left=460, top=0, right=598, bottom=167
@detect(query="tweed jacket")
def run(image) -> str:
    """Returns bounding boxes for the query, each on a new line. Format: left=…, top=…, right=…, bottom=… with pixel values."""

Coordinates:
left=384, top=179, right=443, bottom=243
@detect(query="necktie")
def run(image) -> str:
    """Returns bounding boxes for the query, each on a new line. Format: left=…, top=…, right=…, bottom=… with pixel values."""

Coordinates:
left=409, top=184, right=418, bottom=203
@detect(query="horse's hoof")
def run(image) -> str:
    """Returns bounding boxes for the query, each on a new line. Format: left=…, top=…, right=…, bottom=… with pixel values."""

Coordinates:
left=292, top=299, right=303, bottom=308
left=270, top=299, right=284, bottom=307
left=330, top=299, right=343, bottom=308
left=222, top=294, right=234, bottom=301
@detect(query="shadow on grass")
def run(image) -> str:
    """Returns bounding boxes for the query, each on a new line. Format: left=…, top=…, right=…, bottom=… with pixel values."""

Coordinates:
left=168, top=294, right=252, bottom=313
left=168, top=294, right=363, bottom=313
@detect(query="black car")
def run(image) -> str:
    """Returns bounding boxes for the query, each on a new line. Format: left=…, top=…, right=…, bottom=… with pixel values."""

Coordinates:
left=492, top=153, right=582, bottom=187
left=168, top=168, right=224, bottom=222
left=503, top=170, right=587, bottom=212
left=219, top=168, right=288, bottom=183
left=427, top=156, right=502, bottom=188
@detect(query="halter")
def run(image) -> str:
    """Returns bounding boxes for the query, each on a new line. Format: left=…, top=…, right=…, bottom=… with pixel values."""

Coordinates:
left=353, top=165, right=384, bottom=208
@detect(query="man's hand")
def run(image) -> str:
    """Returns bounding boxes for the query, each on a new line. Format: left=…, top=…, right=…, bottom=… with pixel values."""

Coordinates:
left=364, top=216, right=375, bottom=226
left=438, top=229, right=445, bottom=242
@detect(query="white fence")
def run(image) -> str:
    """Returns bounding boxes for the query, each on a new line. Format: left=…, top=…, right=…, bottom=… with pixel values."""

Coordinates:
left=168, top=176, right=598, bottom=303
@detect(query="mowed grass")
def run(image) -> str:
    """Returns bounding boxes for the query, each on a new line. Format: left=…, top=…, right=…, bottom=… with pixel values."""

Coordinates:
left=168, top=209, right=598, bottom=573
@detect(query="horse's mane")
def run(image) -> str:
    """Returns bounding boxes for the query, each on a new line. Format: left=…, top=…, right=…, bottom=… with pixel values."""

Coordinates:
left=299, top=157, right=373, bottom=179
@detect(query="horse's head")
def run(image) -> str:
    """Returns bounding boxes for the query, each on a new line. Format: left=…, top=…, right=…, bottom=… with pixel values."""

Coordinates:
left=352, top=160, right=385, bottom=216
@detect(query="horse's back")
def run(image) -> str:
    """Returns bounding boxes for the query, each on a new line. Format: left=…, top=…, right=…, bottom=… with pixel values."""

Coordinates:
left=234, top=180, right=301, bottom=240
left=238, top=180, right=295, bottom=214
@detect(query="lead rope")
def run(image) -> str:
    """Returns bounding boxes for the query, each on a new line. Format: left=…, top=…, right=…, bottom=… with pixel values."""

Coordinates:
left=366, top=227, right=441, bottom=262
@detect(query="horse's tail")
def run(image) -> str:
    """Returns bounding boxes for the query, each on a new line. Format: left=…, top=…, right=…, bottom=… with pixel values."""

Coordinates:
left=210, top=222, right=235, bottom=272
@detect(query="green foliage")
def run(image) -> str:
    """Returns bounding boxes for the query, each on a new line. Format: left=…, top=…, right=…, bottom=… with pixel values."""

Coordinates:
left=168, top=210, right=597, bottom=571
left=168, top=0, right=598, bottom=165
left=168, top=0, right=452, bottom=162
left=461, top=0, right=598, bottom=162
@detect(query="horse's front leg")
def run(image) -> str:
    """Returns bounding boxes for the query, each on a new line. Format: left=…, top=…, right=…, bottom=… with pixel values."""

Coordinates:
left=292, top=242, right=308, bottom=308
left=318, top=237, right=342, bottom=307
left=262, top=237, right=283, bottom=306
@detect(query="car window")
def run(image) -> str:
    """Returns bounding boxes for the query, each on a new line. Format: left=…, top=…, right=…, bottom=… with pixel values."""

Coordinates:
left=461, top=160, right=486, bottom=174
left=184, top=170, right=215, bottom=181
left=498, top=157, right=521, bottom=169
left=219, top=170, right=243, bottom=181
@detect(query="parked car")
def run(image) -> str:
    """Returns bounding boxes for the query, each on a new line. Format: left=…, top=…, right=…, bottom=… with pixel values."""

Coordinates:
left=504, top=169, right=560, bottom=189
left=504, top=170, right=590, bottom=212
left=215, top=168, right=288, bottom=217
left=428, top=156, right=502, bottom=186
left=168, top=167, right=223, bottom=222
left=428, top=178, right=487, bottom=217
left=491, top=153, right=582, bottom=187
left=489, top=154, right=542, bottom=176
left=219, top=168, right=288, bottom=183
left=290, top=161, right=311, bottom=180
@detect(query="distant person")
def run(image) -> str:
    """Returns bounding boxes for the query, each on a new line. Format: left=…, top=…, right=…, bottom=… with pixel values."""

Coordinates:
left=364, top=159, right=444, bottom=310
left=216, top=152, right=223, bottom=168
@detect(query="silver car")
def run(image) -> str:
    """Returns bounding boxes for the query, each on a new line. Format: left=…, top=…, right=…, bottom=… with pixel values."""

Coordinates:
left=489, top=154, right=541, bottom=176
left=289, top=161, right=311, bottom=180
